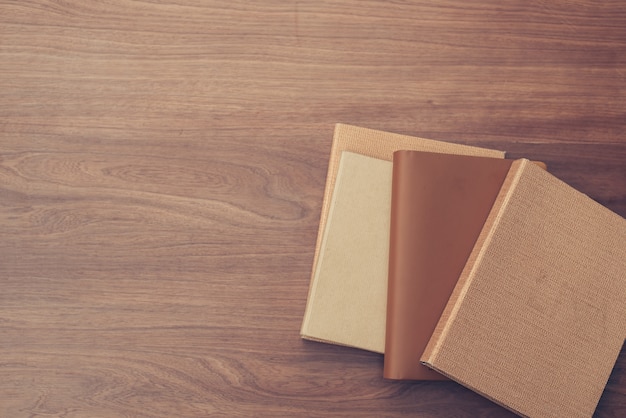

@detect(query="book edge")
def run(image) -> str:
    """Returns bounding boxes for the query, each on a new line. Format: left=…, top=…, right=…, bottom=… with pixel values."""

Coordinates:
left=383, top=150, right=406, bottom=377
left=339, top=123, right=507, bottom=158
left=300, top=129, right=345, bottom=336
left=420, top=362, right=527, bottom=417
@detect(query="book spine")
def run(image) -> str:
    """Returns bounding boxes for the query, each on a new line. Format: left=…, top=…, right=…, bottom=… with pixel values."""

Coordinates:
left=383, top=150, right=406, bottom=378
left=301, top=124, right=344, bottom=335
left=420, top=159, right=529, bottom=366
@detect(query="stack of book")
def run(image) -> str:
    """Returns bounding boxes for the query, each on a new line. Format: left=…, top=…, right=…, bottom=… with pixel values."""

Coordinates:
left=301, top=124, right=626, bottom=418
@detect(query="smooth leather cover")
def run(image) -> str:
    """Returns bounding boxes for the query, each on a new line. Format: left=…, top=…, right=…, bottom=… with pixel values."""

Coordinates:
left=384, top=150, right=513, bottom=380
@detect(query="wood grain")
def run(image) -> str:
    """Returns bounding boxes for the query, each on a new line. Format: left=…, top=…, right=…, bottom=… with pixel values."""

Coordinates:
left=1, top=1, right=624, bottom=417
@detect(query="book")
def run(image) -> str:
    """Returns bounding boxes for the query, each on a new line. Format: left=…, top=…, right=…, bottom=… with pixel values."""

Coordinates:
left=384, top=150, right=514, bottom=380
left=421, top=159, right=626, bottom=418
left=301, top=124, right=504, bottom=353
left=309, top=124, right=505, bottom=278
left=301, top=151, right=392, bottom=352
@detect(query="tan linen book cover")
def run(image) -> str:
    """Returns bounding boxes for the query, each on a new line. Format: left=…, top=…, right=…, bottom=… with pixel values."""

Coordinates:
left=421, top=159, right=626, bottom=418
left=301, top=151, right=392, bottom=352
left=384, top=151, right=514, bottom=380
left=301, top=124, right=504, bottom=352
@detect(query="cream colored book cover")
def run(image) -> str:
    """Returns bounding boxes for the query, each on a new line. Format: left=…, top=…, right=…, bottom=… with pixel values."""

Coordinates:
left=301, top=151, right=391, bottom=352
left=301, top=124, right=504, bottom=353
left=422, top=159, right=626, bottom=418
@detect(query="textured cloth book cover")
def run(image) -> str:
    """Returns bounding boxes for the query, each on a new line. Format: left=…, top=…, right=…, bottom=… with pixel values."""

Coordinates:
left=384, top=151, right=513, bottom=380
left=301, top=152, right=391, bottom=352
left=421, top=159, right=626, bottom=418
left=301, top=124, right=504, bottom=352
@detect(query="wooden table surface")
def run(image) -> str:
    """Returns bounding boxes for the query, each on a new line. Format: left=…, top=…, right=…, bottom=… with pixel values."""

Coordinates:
left=1, top=1, right=625, bottom=417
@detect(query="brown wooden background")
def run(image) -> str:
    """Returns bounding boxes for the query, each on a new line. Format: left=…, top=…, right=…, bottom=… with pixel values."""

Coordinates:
left=1, top=1, right=625, bottom=417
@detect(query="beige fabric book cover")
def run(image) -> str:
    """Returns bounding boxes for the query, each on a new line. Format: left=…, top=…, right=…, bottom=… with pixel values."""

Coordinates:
left=301, top=124, right=504, bottom=353
left=301, top=152, right=392, bottom=352
left=421, top=159, right=626, bottom=418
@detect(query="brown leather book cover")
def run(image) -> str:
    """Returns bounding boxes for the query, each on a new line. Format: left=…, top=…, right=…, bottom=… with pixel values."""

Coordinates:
left=384, top=151, right=514, bottom=380
left=421, top=159, right=626, bottom=417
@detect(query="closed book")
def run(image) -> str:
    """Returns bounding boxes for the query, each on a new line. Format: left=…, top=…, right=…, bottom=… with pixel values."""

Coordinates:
left=301, top=124, right=504, bottom=353
left=421, top=159, right=626, bottom=417
left=309, top=123, right=505, bottom=281
left=301, top=151, right=392, bottom=352
left=384, top=150, right=514, bottom=380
